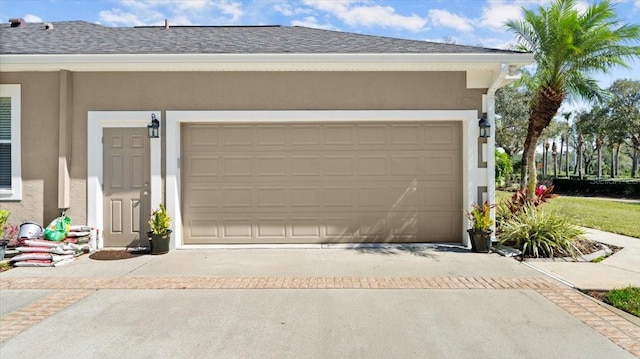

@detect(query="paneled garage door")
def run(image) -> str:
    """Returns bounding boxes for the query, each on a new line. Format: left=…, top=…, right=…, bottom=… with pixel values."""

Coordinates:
left=181, top=122, right=461, bottom=244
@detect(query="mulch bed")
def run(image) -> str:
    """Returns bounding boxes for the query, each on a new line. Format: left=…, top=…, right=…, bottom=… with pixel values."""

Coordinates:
left=581, top=289, right=608, bottom=302
left=89, top=250, right=148, bottom=261
left=503, top=237, right=621, bottom=261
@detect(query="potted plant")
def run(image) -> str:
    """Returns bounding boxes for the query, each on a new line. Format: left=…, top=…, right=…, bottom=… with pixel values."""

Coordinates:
left=148, top=204, right=172, bottom=255
left=466, top=201, right=494, bottom=253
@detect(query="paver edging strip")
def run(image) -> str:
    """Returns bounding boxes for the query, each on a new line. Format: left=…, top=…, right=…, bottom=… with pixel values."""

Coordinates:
left=0, top=289, right=94, bottom=343
left=1, top=276, right=561, bottom=290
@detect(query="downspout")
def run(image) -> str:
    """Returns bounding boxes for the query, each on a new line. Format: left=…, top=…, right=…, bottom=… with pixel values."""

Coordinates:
left=484, top=63, right=521, bottom=236
left=58, top=70, right=72, bottom=211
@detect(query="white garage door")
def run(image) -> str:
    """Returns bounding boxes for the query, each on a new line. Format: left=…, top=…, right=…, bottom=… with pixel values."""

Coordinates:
left=181, top=122, right=461, bottom=244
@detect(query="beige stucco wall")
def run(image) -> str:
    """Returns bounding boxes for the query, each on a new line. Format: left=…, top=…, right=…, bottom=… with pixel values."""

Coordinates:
left=1, top=70, right=485, bottom=227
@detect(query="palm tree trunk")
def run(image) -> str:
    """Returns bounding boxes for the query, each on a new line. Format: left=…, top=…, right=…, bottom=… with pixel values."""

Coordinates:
left=632, top=135, right=639, bottom=178
left=610, top=144, right=615, bottom=178
left=524, top=87, right=564, bottom=199
left=615, top=144, right=620, bottom=177
left=552, top=141, right=558, bottom=178
left=577, top=134, right=583, bottom=180
left=596, top=137, right=603, bottom=178
left=523, top=131, right=541, bottom=197
left=565, top=136, right=570, bottom=177
left=543, top=142, right=550, bottom=176
left=559, top=137, right=564, bottom=177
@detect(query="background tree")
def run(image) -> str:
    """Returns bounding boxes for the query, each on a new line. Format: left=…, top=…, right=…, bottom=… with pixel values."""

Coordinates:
left=607, top=79, right=640, bottom=177
left=495, top=86, right=530, bottom=157
left=576, top=107, right=607, bottom=177
left=495, top=150, right=514, bottom=187
left=539, top=119, right=565, bottom=176
left=505, top=0, right=640, bottom=198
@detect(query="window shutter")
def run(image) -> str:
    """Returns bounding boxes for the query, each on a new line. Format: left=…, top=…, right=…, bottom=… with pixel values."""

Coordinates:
left=0, top=97, right=11, bottom=188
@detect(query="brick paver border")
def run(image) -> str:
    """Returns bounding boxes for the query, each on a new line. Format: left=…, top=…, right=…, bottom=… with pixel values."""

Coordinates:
left=0, top=276, right=558, bottom=290
left=1, top=276, right=638, bottom=357
left=0, top=289, right=93, bottom=343
left=537, top=288, right=640, bottom=357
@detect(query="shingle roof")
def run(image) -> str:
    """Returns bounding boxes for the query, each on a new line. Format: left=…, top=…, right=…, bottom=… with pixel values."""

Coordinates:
left=1, top=21, right=519, bottom=55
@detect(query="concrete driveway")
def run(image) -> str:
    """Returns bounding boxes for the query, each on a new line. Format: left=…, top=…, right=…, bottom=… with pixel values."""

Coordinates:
left=1, top=245, right=639, bottom=358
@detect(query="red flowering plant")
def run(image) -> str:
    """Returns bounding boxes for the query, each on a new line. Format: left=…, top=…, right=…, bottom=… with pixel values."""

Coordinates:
left=2, top=224, right=19, bottom=247
left=496, top=184, right=558, bottom=233
left=506, top=184, right=557, bottom=215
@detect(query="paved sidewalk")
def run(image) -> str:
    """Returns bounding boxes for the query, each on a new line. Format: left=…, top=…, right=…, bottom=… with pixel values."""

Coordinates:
left=1, top=245, right=639, bottom=358
left=526, top=228, right=640, bottom=290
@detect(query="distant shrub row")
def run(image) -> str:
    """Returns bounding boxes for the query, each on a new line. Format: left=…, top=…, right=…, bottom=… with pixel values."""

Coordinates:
left=552, top=178, right=640, bottom=198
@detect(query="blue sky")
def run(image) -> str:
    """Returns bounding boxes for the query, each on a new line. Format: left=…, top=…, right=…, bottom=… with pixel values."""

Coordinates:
left=2, top=0, right=639, bottom=110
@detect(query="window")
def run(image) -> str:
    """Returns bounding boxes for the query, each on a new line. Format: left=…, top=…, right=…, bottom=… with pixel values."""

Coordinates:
left=0, top=84, right=21, bottom=201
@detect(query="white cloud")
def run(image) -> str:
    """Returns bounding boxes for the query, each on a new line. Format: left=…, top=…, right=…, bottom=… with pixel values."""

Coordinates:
left=481, top=1, right=523, bottom=31
left=174, top=0, right=212, bottom=11
left=212, top=0, right=243, bottom=22
left=428, top=9, right=473, bottom=32
left=99, top=9, right=148, bottom=26
left=23, top=14, right=43, bottom=23
left=303, top=0, right=427, bottom=32
left=636, top=0, right=640, bottom=8
left=272, top=0, right=312, bottom=17
left=169, top=14, right=194, bottom=26
left=291, top=16, right=338, bottom=30
left=98, top=0, right=244, bottom=26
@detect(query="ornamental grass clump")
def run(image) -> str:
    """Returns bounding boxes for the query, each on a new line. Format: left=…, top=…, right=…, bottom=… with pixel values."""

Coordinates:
left=499, top=204, right=583, bottom=258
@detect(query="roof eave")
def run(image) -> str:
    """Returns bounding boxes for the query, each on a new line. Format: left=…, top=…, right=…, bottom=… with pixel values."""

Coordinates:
left=0, top=53, right=533, bottom=72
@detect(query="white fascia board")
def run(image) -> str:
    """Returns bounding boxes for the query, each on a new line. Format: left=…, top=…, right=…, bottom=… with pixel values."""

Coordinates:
left=0, top=53, right=534, bottom=72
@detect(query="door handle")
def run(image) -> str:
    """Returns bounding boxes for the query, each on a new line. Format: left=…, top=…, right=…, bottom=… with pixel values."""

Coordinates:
left=143, top=190, right=150, bottom=196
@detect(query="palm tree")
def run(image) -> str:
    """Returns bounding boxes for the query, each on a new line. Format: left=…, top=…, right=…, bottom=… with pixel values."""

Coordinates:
left=505, top=0, right=640, bottom=198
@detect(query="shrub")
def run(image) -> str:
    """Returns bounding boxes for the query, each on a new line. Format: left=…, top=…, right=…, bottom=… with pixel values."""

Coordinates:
left=495, top=150, right=513, bottom=188
left=552, top=178, right=640, bottom=198
left=0, top=209, right=9, bottom=239
left=499, top=204, right=583, bottom=258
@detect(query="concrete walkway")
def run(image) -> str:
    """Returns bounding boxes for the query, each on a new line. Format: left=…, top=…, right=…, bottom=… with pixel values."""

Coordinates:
left=526, top=228, right=640, bottom=290
left=1, top=244, right=639, bottom=358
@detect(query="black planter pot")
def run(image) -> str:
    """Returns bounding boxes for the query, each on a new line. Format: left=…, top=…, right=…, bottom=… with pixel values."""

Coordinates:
left=467, top=229, right=492, bottom=253
left=147, top=230, right=171, bottom=255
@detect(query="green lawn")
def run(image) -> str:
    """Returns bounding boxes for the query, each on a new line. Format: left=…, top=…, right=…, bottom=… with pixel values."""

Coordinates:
left=496, top=191, right=640, bottom=239
left=605, top=287, right=640, bottom=317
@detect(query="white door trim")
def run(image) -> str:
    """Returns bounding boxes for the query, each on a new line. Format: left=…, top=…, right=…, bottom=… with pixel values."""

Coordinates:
left=87, top=111, right=162, bottom=248
left=166, top=110, right=480, bottom=248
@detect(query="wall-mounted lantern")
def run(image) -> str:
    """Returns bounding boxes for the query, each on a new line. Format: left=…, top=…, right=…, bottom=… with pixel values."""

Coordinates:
left=478, top=115, right=491, bottom=138
left=148, top=113, right=160, bottom=138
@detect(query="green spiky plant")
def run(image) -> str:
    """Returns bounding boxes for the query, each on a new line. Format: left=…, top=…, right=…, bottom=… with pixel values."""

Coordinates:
left=466, top=201, right=495, bottom=232
left=499, top=204, right=583, bottom=258
left=149, top=204, right=171, bottom=235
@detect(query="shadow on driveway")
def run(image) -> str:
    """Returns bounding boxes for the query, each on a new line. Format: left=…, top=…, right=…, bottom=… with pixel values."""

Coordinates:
left=348, top=244, right=471, bottom=258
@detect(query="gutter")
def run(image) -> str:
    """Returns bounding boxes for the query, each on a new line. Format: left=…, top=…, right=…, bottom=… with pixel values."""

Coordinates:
left=0, top=53, right=534, bottom=72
